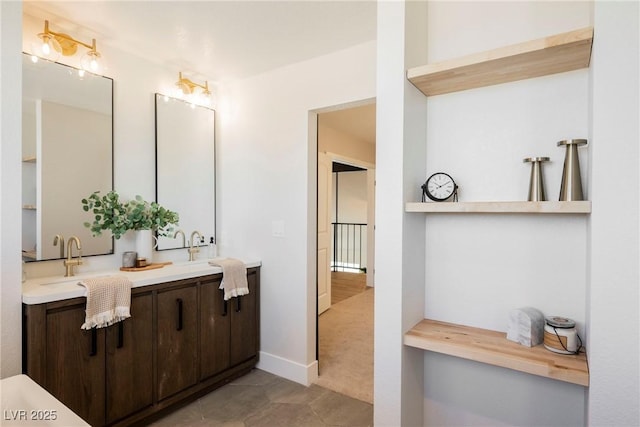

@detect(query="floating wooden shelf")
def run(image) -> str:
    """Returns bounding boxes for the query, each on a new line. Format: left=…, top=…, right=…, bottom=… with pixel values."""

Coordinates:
left=22, top=205, right=37, bottom=210
left=405, top=319, right=589, bottom=386
left=407, top=27, right=593, bottom=96
left=405, top=201, right=591, bottom=214
left=22, top=156, right=36, bottom=163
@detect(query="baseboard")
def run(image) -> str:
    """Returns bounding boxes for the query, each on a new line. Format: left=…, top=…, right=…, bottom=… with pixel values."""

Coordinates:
left=256, top=351, right=318, bottom=386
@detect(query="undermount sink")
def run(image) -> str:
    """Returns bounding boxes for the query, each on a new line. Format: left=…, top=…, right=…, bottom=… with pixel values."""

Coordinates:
left=171, top=258, right=213, bottom=267
left=31, top=272, right=110, bottom=287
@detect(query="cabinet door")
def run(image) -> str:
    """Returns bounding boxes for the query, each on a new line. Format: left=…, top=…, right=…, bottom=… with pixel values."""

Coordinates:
left=105, top=291, right=153, bottom=424
left=157, top=283, right=198, bottom=401
left=199, top=275, right=230, bottom=380
left=230, top=270, right=259, bottom=366
left=45, top=303, right=105, bottom=427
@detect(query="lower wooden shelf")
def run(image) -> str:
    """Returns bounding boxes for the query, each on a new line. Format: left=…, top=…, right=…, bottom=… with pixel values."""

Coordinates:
left=404, top=319, right=589, bottom=387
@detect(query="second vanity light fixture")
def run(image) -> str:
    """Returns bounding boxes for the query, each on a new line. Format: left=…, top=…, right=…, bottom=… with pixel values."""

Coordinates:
left=175, top=72, right=212, bottom=106
left=35, top=20, right=102, bottom=73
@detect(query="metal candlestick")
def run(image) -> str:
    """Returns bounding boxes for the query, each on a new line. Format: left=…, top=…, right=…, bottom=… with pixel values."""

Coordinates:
left=523, top=157, right=550, bottom=201
left=558, top=139, right=588, bottom=201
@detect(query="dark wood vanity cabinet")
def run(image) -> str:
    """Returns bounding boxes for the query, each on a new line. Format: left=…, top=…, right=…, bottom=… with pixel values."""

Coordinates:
left=199, top=269, right=260, bottom=380
left=24, top=290, right=153, bottom=427
left=23, top=267, right=260, bottom=427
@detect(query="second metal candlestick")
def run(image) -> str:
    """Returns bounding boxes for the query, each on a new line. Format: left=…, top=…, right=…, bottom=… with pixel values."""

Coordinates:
left=558, top=139, right=588, bottom=201
left=523, top=157, right=550, bottom=201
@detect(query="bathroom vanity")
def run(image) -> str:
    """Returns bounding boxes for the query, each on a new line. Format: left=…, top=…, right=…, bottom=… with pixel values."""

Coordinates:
left=22, top=262, right=260, bottom=427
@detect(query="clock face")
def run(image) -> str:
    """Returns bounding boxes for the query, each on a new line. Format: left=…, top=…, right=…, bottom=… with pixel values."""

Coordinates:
left=425, top=173, right=456, bottom=201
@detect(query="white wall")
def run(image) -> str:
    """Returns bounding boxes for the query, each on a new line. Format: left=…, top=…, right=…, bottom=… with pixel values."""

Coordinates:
left=217, top=41, right=376, bottom=384
left=318, top=124, right=375, bottom=165
left=319, top=121, right=375, bottom=281
left=10, top=9, right=377, bottom=389
left=0, top=0, right=24, bottom=378
left=375, top=1, right=428, bottom=425
left=40, top=101, right=112, bottom=259
left=20, top=12, right=200, bottom=281
left=332, top=170, right=368, bottom=270
left=333, top=170, right=368, bottom=224
left=419, top=2, right=591, bottom=425
left=0, top=11, right=222, bottom=373
left=22, top=108, right=37, bottom=252
left=589, top=2, right=640, bottom=425
left=377, top=1, right=638, bottom=425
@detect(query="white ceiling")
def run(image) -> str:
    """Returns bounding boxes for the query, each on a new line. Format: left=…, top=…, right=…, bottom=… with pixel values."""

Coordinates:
left=319, top=103, right=376, bottom=145
left=23, top=1, right=377, bottom=146
left=23, top=1, right=377, bottom=85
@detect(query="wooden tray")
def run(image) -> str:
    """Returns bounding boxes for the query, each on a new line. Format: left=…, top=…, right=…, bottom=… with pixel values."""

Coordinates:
left=120, top=261, right=172, bottom=272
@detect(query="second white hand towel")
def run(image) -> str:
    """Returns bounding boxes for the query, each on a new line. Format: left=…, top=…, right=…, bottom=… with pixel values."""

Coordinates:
left=209, top=258, right=248, bottom=300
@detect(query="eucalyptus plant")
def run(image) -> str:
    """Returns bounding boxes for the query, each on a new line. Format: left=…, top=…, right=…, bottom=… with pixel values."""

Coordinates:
left=82, top=191, right=179, bottom=239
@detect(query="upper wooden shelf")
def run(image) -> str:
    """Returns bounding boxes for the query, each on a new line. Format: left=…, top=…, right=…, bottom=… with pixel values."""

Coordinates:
left=22, top=156, right=36, bottom=163
left=407, top=27, right=593, bottom=96
left=406, top=201, right=591, bottom=214
left=405, top=319, right=589, bottom=386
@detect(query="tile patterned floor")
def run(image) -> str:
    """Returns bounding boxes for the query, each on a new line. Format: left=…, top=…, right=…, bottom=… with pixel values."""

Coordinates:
left=148, top=369, right=373, bottom=426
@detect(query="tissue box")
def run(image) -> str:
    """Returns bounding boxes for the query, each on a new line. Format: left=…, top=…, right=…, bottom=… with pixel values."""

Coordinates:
left=506, top=307, right=544, bottom=347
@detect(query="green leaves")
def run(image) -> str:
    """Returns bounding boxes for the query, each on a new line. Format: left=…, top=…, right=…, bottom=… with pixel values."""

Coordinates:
left=81, top=191, right=180, bottom=239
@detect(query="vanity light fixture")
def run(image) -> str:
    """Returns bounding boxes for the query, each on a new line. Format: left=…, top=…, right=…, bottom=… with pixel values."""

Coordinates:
left=175, top=72, right=212, bottom=105
left=36, top=20, right=102, bottom=73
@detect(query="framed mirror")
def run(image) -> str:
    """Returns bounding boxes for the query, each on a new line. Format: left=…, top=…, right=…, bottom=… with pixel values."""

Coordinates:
left=155, top=94, right=215, bottom=251
left=22, top=54, right=114, bottom=262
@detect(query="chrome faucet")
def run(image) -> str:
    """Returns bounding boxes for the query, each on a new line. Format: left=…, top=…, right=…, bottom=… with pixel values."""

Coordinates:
left=53, top=234, right=65, bottom=259
left=188, top=230, right=202, bottom=261
left=173, top=229, right=186, bottom=248
left=63, top=236, right=83, bottom=277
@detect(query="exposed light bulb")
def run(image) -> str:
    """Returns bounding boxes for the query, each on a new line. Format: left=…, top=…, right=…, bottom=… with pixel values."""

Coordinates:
left=81, top=50, right=101, bottom=73
left=163, top=94, right=170, bottom=103
left=31, top=39, right=58, bottom=62
left=31, top=55, right=38, bottom=63
left=78, top=69, right=85, bottom=78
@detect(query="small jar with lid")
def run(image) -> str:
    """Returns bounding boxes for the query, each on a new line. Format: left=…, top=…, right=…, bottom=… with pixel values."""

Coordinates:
left=543, top=316, right=581, bottom=354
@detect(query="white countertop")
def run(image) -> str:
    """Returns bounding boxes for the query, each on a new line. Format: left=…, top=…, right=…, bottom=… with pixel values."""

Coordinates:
left=1, top=374, right=90, bottom=426
left=22, top=258, right=261, bottom=305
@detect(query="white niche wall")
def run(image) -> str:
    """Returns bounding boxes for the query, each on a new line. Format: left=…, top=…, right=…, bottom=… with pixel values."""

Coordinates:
left=415, top=2, right=591, bottom=426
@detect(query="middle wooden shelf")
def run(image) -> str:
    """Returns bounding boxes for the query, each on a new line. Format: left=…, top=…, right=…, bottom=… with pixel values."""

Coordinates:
left=406, top=200, right=591, bottom=214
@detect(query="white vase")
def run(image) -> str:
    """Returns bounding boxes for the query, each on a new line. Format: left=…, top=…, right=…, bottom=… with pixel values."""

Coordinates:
left=135, top=229, right=153, bottom=263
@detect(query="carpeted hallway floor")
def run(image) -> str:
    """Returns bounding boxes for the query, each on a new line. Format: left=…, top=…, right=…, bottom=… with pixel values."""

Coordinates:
left=317, top=275, right=373, bottom=404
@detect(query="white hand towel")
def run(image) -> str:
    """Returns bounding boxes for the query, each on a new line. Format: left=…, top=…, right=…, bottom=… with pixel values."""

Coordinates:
left=208, top=258, right=249, bottom=301
left=79, top=275, right=132, bottom=330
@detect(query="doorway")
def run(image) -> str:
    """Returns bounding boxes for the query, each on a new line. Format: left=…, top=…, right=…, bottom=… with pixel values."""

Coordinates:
left=315, top=101, right=376, bottom=403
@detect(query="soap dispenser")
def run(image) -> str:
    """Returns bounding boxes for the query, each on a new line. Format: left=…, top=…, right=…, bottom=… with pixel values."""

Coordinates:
left=208, top=237, right=217, bottom=259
